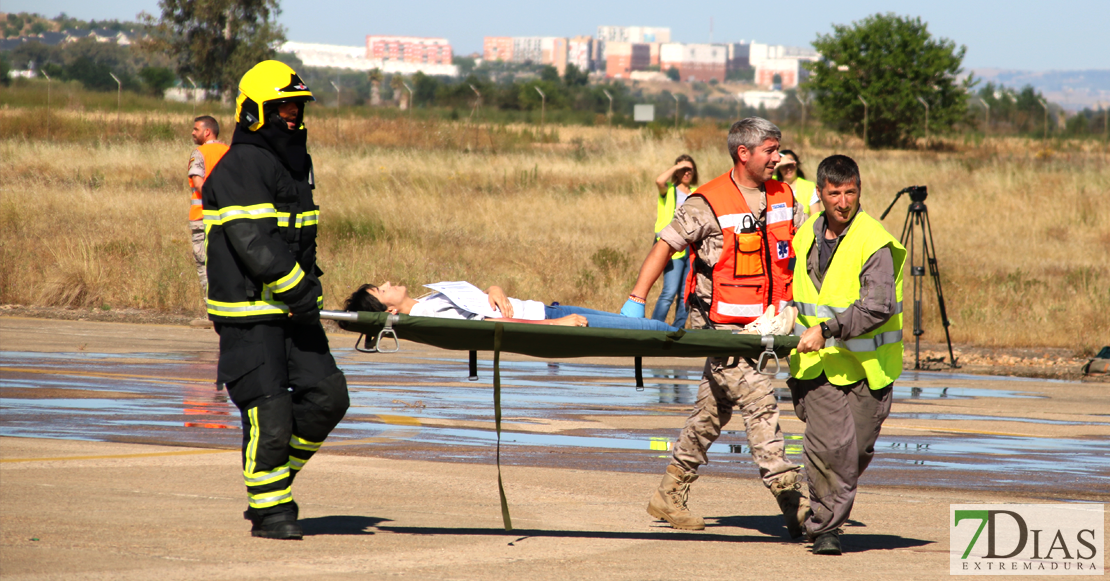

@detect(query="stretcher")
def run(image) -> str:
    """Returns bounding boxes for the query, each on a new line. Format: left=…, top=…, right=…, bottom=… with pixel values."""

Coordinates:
left=321, top=310, right=800, bottom=529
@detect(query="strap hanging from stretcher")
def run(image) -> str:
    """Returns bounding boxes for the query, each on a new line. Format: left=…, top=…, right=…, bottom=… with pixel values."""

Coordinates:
left=492, top=323, right=513, bottom=531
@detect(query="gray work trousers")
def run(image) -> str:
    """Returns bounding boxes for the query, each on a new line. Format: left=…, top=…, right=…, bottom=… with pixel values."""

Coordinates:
left=788, top=373, right=892, bottom=537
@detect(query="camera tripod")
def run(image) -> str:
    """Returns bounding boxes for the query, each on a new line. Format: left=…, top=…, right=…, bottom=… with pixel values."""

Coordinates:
left=880, top=186, right=958, bottom=369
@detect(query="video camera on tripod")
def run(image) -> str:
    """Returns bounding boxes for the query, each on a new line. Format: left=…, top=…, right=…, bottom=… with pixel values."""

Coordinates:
left=881, top=185, right=958, bottom=370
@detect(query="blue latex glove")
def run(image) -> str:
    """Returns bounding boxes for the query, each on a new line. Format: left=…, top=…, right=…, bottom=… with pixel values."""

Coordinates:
left=620, top=298, right=646, bottom=318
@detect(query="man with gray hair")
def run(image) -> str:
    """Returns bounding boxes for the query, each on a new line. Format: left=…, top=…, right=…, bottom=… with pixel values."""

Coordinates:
left=622, top=117, right=809, bottom=537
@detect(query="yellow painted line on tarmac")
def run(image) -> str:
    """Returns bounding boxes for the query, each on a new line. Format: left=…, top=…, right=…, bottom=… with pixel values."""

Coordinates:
left=0, top=366, right=209, bottom=385
left=887, top=425, right=1037, bottom=438
left=1, top=449, right=235, bottom=463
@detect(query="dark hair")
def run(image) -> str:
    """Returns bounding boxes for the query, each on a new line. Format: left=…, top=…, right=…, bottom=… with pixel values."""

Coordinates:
left=338, top=284, right=385, bottom=331
left=672, top=154, right=699, bottom=186
left=815, top=155, right=861, bottom=190
left=194, top=115, right=220, bottom=138
left=727, top=117, right=781, bottom=164
left=774, top=149, right=806, bottom=181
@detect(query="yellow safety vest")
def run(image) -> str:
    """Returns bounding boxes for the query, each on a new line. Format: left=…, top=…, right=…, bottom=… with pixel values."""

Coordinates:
left=792, top=177, right=816, bottom=215
left=789, top=210, right=907, bottom=389
left=655, top=183, right=696, bottom=259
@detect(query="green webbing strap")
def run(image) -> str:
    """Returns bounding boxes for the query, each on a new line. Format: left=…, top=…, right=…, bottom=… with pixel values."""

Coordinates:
left=493, top=323, right=513, bottom=531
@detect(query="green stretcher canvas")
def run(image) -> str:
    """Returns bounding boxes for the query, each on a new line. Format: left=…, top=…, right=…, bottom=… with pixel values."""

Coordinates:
left=336, top=311, right=800, bottom=359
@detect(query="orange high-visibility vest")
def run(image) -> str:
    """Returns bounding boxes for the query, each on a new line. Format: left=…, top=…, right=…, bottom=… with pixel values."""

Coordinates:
left=684, top=172, right=796, bottom=326
left=187, top=142, right=229, bottom=221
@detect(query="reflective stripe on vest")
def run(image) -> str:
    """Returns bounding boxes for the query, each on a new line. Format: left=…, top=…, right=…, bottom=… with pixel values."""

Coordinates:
left=789, top=210, right=906, bottom=389
left=684, top=173, right=795, bottom=326
left=794, top=301, right=903, bottom=319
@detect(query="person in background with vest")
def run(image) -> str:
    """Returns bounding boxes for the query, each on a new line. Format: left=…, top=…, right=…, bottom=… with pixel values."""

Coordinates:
left=774, top=149, right=819, bottom=216
left=202, top=61, right=349, bottom=540
left=650, top=155, right=698, bottom=329
left=788, top=155, right=906, bottom=555
left=187, top=116, right=228, bottom=311
left=622, top=117, right=809, bottom=538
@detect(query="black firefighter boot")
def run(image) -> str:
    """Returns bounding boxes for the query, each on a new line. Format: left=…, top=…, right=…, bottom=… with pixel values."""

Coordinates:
left=248, top=506, right=303, bottom=540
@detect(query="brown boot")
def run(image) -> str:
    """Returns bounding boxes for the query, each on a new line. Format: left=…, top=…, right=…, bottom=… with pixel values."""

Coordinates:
left=647, top=465, right=705, bottom=530
left=770, top=470, right=810, bottom=539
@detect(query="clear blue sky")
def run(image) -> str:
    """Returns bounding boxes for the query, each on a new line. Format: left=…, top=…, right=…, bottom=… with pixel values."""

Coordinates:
left=7, top=0, right=1109, bottom=71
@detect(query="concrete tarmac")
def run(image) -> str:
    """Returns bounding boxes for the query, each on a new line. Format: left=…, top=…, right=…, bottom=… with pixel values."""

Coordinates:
left=1, top=317, right=1107, bottom=580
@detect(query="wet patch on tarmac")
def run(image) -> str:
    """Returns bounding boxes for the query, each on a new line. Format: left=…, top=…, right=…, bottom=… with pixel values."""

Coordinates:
left=2, top=348, right=1107, bottom=499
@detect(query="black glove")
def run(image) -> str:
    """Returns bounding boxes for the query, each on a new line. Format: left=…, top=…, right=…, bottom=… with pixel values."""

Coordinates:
left=277, top=272, right=322, bottom=325
left=289, top=309, right=320, bottom=326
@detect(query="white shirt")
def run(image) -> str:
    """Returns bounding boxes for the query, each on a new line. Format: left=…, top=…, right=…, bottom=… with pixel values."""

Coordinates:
left=408, top=292, right=547, bottom=321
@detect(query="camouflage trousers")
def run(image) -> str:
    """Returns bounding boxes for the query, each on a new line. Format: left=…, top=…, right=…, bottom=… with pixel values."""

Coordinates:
left=190, top=220, right=207, bottom=293
left=670, top=354, right=799, bottom=488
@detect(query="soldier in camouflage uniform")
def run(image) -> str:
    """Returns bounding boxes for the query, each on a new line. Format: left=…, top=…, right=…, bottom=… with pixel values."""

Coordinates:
left=622, top=117, right=809, bottom=537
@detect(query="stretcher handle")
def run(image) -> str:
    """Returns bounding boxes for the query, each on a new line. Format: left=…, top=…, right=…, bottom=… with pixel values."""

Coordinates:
left=756, top=335, right=781, bottom=376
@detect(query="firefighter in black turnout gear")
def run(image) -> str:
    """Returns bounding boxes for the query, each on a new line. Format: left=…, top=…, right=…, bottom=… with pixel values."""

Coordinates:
left=202, top=60, right=349, bottom=540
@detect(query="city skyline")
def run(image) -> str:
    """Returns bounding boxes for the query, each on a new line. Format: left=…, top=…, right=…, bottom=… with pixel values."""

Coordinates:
left=4, top=0, right=1109, bottom=71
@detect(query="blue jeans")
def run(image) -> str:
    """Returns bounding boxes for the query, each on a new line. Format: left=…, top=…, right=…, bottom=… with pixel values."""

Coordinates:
left=651, top=256, right=689, bottom=329
left=545, top=305, right=678, bottom=332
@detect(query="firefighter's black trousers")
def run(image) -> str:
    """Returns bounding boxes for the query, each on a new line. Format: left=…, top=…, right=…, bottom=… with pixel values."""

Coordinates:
left=215, top=319, right=349, bottom=518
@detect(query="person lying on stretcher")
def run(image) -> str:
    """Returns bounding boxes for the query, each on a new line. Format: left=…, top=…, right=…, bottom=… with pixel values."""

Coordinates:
left=341, top=282, right=796, bottom=335
left=341, top=282, right=678, bottom=331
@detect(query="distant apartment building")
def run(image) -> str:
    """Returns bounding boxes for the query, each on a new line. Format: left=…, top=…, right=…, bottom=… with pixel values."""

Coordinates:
left=755, top=58, right=812, bottom=89
left=747, top=42, right=818, bottom=68
left=567, top=36, right=594, bottom=72
left=281, top=40, right=457, bottom=76
left=659, top=43, right=727, bottom=83
left=595, top=26, right=671, bottom=63
left=596, top=26, right=671, bottom=44
left=483, top=36, right=513, bottom=62
left=483, top=36, right=570, bottom=74
left=366, top=36, right=453, bottom=65
left=605, top=42, right=651, bottom=79
left=722, top=42, right=751, bottom=74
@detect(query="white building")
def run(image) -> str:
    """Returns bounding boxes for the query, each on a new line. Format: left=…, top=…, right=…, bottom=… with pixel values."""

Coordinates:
left=739, top=91, right=787, bottom=110
left=280, top=41, right=458, bottom=76
left=596, top=25, right=671, bottom=44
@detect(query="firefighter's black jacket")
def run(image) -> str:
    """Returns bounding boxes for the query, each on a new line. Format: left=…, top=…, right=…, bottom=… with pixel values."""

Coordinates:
left=202, top=141, right=322, bottom=323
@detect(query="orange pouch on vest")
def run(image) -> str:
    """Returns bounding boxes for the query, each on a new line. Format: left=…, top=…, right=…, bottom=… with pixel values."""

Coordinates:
left=734, top=231, right=764, bottom=277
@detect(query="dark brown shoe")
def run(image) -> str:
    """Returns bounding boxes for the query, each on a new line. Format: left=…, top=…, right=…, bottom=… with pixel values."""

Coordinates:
left=812, top=531, right=841, bottom=555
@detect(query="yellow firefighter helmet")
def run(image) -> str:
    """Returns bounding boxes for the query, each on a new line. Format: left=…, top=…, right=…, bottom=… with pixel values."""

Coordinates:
left=234, top=60, right=315, bottom=132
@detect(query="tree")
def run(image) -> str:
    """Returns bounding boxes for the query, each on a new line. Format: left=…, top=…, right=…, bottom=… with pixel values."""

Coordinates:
left=563, top=63, right=588, bottom=87
left=665, top=66, right=680, bottom=82
left=139, top=66, right=176, bottom=96
left=806, top=13, right=972, bottom=147
left=0, top=52, right=10, bottom=87
left=140, top=0, right=285, bottom=101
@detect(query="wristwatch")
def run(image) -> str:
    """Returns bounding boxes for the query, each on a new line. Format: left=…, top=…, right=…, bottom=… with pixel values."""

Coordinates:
left=820, top=321, right=833, bottom=339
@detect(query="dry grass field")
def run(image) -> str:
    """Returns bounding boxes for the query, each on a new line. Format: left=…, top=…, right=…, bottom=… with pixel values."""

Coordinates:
left=1, top=103, right=1107, bottom=354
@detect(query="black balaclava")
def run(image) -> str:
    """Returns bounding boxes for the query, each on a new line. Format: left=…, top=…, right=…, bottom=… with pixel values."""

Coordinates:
left=232, top=101, right=309, bottom=180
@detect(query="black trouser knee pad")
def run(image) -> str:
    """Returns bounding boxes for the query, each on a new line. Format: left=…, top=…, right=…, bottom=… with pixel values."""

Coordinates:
left=293, top=371, right=350, bottom=442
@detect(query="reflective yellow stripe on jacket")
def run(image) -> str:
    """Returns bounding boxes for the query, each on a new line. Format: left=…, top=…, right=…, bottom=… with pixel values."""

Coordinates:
left=789, top=211, right=906, bottom=389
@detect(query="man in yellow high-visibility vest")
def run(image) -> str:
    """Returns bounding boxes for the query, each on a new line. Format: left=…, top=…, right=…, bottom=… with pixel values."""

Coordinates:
left=788, top=155, right=906, bottom=555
